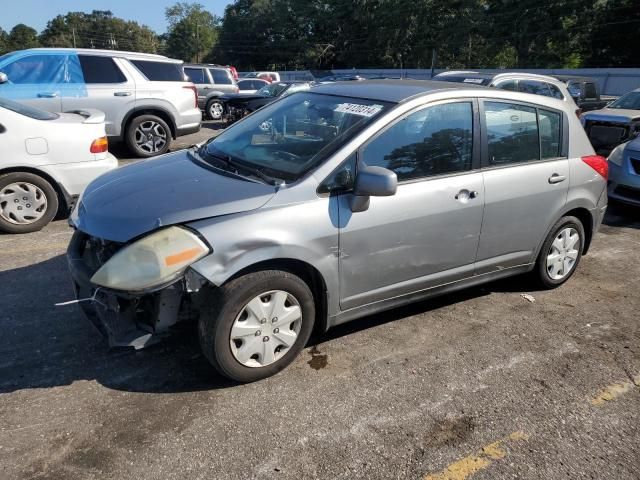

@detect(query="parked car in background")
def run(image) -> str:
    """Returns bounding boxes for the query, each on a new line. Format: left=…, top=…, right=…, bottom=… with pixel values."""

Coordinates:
left=236, top=78, right=269, bottom=94
left=221, top=81, right=312, bottom=124
left=242, top=71, right=281, bottom=82
left=607, top=139, right=640, bottom=206
left=548, top=75, right=617, bottom=113
left=67, top=80, right=607, bottom=382
left=0, top=97, right=117, bottom=233
left=581, top=89, right=640, bottom=156
left=433, top=71, right=578, bottom=112
left=184, top=63, right=239, bottom=120
left=316, top=74, right=366, bottom=82
left=0, top=48, right=201, bottom=158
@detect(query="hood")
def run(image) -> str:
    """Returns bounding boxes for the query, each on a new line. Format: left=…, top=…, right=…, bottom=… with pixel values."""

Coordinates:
left=583, top=107, right=640, bottom=123
left=625, top=136, right=640, bottom=152
left=71, top=151, right=276, bottom=242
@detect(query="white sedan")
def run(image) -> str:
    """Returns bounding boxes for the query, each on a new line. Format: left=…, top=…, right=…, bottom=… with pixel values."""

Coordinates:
left=0, top=98, right=117, bottom=233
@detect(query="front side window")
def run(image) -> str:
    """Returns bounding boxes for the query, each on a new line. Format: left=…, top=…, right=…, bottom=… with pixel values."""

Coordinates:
left=184, top=67, right=206, bottom=84
left=204, top=92, right=391, bottom=182
left=519, top=80, right=551, bottom=97
left=2, top=54, right=82, bottom=84
left=361, top=102, right=473, bottom=181
left=79, top=55, right=126, bottom=84
left=256, top=83, right=289, bottom=97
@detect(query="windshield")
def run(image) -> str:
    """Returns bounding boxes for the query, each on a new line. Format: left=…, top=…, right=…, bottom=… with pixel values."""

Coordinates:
left=0, top=97, right=59, bottom=120
left=256, top=83, right=289, bottom=97
left=205, top=92, right=392, bottom=182
left=608, top=91, right=640, bottom=110
left=0, top=52, right=15, bottom=64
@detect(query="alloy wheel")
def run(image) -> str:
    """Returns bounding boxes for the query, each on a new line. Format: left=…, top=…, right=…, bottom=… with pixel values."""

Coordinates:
left=134, top=120, right=167, bottom=154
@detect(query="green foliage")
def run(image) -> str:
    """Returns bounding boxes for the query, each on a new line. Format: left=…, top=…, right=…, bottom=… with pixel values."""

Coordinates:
left=8, top=24, right=39, bottom=51
left=39, top=10, right=159, bottom=53
left=0, top=28, right=8, bottom=55
left=164, top=2, right=220, bottom=62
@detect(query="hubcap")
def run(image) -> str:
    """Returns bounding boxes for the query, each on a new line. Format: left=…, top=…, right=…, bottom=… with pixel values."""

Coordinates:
left=209, top=102, right=224, bottom=119
left=0, top=182, right=47, bottom=224
left=230, top=290, right=302, bottom=368
left=134, top=121, right=167, bottom=153
left=546, top=227, right=580, bottom=280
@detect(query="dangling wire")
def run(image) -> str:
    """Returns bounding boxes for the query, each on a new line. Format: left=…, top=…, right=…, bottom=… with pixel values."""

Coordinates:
left=55, top=287, right=107, bottom=309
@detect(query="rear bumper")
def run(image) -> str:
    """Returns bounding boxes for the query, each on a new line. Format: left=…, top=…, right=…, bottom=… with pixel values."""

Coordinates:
left=44, top=154, right=118, bottom=197
left=176, top=122, right=201, bottom=137
left=175, top=108, right=203, bottom=137
left=66, top=230, right=188, bottom=349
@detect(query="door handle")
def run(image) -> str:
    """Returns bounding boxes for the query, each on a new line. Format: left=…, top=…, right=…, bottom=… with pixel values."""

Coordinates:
left=114, top=91, right=132, bottom=97
left=455, top=189, right=479, bottom=203
left=37, top=92, right=58, bottom=98
left=548, top=174, right=566, bottom=184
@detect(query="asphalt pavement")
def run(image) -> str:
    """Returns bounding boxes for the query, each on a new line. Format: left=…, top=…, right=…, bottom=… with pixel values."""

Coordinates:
left=0, top=126, right=639, bottom=479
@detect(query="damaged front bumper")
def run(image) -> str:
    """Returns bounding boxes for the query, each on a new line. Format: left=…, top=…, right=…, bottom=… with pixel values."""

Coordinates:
left=66, top=230, right=205, bottom=349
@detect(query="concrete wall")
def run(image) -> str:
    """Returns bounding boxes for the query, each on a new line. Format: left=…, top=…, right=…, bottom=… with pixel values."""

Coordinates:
left=278, top=68, right=640, bottom=96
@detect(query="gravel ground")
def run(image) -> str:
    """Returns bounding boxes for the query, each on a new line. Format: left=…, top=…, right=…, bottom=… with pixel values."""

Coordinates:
left=0, top=131, right=639, bottom=479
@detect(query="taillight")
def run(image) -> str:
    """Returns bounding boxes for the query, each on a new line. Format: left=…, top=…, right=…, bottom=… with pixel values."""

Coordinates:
left=90, top=136, right=108, bottom=153
left=575, top=108, right=582, bottom=118
left=582, top=155, right=608, bottom=179
left=183, top=84, right=198, bottom=108
left=230, top=66, right=238, bottom=80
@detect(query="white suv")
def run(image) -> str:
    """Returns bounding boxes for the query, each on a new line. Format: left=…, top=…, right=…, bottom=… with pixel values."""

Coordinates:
left=0, top=48, right=202, bottom=157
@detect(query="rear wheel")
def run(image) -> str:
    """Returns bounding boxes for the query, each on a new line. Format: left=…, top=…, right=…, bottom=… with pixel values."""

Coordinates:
left=125, top=114, right=171, bottom=158
left=206, top=99, right=224, bottom=120
left=198, top=270, right=315, bottom=382
left=0, top=172, right=58, bottom=233
left=534, top=216, right=585, bottom=289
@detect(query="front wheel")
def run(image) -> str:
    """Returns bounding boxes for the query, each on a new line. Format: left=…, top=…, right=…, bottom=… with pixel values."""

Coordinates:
left=534, top=216, right=585, bottom=289
left=0, top=172, right=59, bottom=234
left=198, top=270, right=315, bottom=382
left=206, top=99, right=225, bottom=120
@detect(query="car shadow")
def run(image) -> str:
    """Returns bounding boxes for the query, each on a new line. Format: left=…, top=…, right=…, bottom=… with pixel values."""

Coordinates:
left=603, top=202, right=640, bottom=229
left=0, top=253, right=545, bottom=395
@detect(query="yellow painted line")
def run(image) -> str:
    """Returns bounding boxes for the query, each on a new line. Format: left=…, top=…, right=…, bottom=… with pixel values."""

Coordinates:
left=424, top=431, right=529, bottom=480
left=591, top=375, right=640, bottom=406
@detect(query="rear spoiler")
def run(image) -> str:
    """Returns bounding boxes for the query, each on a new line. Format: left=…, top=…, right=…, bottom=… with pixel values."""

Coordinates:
left=64, top=109, right=106, bottom=124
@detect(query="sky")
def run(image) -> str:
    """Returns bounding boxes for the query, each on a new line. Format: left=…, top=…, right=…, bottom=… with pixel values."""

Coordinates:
left=0, top=0, right=233, bottom=34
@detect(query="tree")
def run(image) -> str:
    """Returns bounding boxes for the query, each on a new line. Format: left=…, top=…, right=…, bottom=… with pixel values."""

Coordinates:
left=0, top=27, right=8, bottom=55
left=39, top=10, right=159, bottom=53
left=7, top=24, right=39, bottom=51
left=164, top=2, right=220, bottom=62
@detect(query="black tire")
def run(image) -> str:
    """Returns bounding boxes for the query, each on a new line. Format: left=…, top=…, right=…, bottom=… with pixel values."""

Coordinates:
left=206, top=99, right=225, bottom=120
left=0, top=172, right=59, bottom=234
left=533, top=215, right=585, bottom=289
left=125, top=114, right=171, bottom=158
left=198, top=270, right=316, bottom=382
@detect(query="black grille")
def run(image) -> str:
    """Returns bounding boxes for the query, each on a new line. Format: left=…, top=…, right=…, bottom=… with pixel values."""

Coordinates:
left=615, top=185, right=640, bottom=201
left=631, top=157, right=640, bottom=175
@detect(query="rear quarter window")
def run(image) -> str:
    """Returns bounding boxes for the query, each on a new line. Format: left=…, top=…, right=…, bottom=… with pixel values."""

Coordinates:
left=130, top=60, right=184, bottom=81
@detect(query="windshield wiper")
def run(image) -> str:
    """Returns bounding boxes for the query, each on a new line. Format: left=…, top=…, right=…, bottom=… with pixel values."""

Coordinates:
left=199, top=146, right=283, bottom=186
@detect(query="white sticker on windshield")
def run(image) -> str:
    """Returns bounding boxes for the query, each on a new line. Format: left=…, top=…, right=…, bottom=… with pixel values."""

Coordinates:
left=334, top=103, right=383, bottom=117
left=463, top=78, right=484, bottom=84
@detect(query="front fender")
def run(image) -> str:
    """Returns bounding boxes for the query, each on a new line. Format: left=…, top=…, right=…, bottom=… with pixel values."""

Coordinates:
left=187, top=197, right=341, bottom=316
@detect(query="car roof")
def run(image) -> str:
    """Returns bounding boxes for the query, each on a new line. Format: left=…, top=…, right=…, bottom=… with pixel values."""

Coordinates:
left=22, top=48, right=180, bottom=63
left=310, top=79, right=487, bottom=103
left=548, top=74, right=596, bottom=83
left=435, top=70, right=566, bottom=86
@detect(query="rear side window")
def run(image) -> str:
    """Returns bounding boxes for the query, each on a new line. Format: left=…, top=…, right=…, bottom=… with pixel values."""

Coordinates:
left=210, top=69, right=232, bottom=85
left=539, top=109, right=562, bottom=159
left=484, top=101, right=564, bottom=165
left=494, top=80, right=518, bottom=91
left=362, top=102, right=474, bottom=181
left=184, top=67, right=206, bottom=84
left=519, top=80, right=551, bottom=97
left=79, top=55, right=126, bottom=83
left=584, top=82, right=597, bottom=99
left=131, top=60, right=184, bottom=81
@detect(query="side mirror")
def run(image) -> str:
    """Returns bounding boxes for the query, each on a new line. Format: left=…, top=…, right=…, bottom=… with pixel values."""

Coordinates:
left=0, top=72, right=7, bottom=84
left=349, top=164, right=397, bottom=212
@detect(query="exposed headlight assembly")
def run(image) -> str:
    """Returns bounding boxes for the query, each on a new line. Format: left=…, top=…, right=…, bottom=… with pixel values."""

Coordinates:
left=91, top=226, right=210, bottom=292
left=607, top=144, right=625, bottom=167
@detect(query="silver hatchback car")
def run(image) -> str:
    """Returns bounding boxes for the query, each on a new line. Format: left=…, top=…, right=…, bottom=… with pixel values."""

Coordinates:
left=67, top=80, right=608, bottom=382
